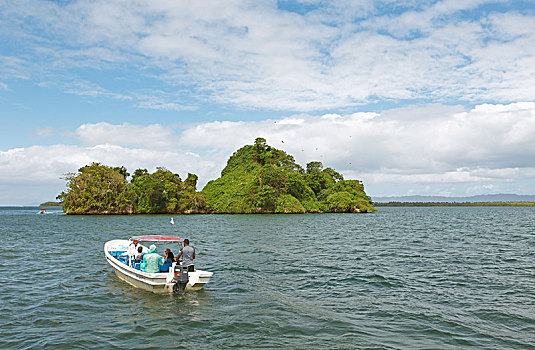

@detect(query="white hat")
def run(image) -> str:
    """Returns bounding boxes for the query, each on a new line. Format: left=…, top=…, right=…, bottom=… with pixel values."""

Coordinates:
left=150, top=244, right=156, bottom=250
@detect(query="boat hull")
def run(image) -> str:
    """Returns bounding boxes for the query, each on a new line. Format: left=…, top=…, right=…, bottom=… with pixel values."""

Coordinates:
left=104, top=239, right=213, bottom=293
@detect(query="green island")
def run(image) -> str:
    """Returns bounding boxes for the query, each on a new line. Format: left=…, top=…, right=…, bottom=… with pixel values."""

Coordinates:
left=39, top=201, right=62, bottom=207
left=57, top=138, right=375, bottom=214
left=375, top=201, right=535, bottom=207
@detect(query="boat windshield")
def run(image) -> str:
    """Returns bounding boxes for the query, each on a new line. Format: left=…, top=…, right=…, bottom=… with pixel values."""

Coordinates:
left=130, top=235, right=184, bottom=243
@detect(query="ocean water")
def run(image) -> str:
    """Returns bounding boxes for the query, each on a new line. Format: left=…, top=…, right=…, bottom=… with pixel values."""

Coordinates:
left=0, top=207, right=534, bottom=349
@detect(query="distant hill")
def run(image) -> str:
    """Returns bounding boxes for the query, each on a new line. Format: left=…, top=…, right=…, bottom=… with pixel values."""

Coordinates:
left=39, top=201, right=62, bottom=207
left=373, top=194, right=535, bottom=203
left=201, top=138, right=375, bottom=213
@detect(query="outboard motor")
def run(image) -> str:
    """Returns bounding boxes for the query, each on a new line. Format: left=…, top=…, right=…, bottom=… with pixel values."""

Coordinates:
left=173, top=264, right=189, bottom=294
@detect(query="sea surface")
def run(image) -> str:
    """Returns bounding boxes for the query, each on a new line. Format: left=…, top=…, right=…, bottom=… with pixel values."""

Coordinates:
left=0, top=206, right=534, bottom=349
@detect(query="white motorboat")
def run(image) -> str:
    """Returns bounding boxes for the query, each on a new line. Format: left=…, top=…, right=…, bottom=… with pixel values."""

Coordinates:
left=104, top=235, right=213, bottom=293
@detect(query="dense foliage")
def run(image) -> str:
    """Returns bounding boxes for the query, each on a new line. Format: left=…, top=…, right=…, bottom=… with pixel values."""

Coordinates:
left=57, top=163, right=205, bottom=214
left=57, top=138, right=375, bottom=214
left=201, top=138, right=375, bottom=213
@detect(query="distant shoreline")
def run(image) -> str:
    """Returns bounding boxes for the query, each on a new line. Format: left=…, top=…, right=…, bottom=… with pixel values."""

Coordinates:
left=374, top=201, right=535, bottom=207
left=39, top=202, right=63, bottom=207
left=2, top=202, right=534, bottom=210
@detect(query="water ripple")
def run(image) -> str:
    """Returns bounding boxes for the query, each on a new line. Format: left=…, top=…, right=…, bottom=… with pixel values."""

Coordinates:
left=0, top=207, right=534, bottom=348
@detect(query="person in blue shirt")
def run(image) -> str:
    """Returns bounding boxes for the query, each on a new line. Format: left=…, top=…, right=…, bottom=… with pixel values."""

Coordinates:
left=163, top=248, right=175, bottom=264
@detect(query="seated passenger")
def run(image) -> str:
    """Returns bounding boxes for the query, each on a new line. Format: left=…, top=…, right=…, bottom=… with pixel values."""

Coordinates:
left=134, top=246, right=144, bottom=261
left=163, top=248, right=175, bottom=264
left=141, top=244, right=164, bottom=273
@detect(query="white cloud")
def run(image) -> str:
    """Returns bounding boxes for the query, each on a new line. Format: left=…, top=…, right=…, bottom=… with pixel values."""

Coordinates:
left=63, top=80, right=132, bottom=100
left=74, top=122, right=176, bottom=149
left=0, top=143, right=218, bottom=204
left=2, top=102, right=535, bottom=204
left=1, top=1, right=533, bottom=111
left=466, top=183, right=495, bottom=195
left=133, top=92, right=198, bottom=111
left=32, top=126, right=54, bottom=137
left=0, top=55, right=29, bottom=80
left=179, top=101, right=535, bottom=190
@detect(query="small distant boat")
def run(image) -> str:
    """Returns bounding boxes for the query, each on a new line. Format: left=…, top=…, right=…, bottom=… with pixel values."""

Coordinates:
left=38, top=208, right=46, bottom=214
left=104, top=235, right=213, bottom=293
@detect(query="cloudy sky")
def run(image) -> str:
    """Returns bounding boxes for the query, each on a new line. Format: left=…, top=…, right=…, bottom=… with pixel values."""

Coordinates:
left=1, top=0, right=534, bottom=205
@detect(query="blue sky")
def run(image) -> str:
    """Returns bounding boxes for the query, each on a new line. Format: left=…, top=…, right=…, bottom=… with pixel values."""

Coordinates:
left=1, top=0, right=534, bottom=205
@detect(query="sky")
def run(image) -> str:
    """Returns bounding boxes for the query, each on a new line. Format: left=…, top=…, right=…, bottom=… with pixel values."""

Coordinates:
left=1, top=0, right=534, bottom=205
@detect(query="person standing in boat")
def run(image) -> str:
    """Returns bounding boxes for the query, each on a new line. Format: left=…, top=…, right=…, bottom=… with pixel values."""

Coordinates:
left=128, top=239, right=140, bottom=266
left=141, top=244, right=164, bottom=273
left=177, top=239, right=195, bottom=272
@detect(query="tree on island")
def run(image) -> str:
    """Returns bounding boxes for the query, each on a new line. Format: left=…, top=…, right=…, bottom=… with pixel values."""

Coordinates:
left=57, top=163, right=204, bottom=214
left=57, top=163, right=131, bottom=214
left=129, top=167, right=205, bottom=213
left=57, top=138, right=375, bottom=214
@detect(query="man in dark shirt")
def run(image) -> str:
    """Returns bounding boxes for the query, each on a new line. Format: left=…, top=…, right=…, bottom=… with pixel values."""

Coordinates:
left=177, top=239, right=195, bottom=272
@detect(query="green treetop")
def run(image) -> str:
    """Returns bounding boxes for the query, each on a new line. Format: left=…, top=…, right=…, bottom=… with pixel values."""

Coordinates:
left=201, top=137, right=375, bottom=213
